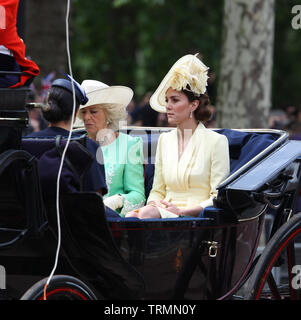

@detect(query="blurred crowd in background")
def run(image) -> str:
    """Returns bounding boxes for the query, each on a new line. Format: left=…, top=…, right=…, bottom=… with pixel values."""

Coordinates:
left=24, top=71, right=301, bottom=142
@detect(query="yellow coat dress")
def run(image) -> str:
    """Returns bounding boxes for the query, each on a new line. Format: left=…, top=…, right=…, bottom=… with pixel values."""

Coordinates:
left=147, top=122, right=230, bottom=218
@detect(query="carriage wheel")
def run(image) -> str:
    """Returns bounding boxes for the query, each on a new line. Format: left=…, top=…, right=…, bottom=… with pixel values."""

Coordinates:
left=20, top=275, right=98, bottom=300
left=245, top=212, right=301, bottom=300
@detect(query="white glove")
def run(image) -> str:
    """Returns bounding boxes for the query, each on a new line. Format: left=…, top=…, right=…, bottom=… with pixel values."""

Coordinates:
left=103, top=194, right=124, bottom=211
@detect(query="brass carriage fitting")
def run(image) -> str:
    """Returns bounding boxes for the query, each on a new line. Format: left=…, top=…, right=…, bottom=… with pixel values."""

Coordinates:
left=201, top=241, right=219, bottom=258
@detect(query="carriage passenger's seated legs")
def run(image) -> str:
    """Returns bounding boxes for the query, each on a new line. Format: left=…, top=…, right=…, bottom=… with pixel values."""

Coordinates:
left=105, top=206, right=121, bottom=218
left=125, top=203, right=161, bottom=219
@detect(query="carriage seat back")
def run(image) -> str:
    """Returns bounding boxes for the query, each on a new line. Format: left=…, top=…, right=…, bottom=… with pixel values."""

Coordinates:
left=216, top=129, right=278, bottom=174
left=0, top=148, right=48, bottom=246
left=21, top=136, right=94, bottom=202
left=132, top=128, right=278, bottom=199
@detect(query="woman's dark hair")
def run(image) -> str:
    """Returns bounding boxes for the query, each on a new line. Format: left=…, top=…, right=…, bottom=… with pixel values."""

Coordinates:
left=182, top=86, right=212, bottom=122
left=42, top=86, right=80, bottom=123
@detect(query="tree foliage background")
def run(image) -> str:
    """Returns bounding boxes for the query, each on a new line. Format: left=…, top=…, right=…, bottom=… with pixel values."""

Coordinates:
left=24, top=0, right=301, bottom=123
left=70, top=0, right=223, bottom=104
left=70, top=0, right=301, bottom=112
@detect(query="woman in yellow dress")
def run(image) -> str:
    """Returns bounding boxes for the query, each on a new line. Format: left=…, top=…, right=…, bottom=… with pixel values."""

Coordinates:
left=126, top=54, right=230, bottom=219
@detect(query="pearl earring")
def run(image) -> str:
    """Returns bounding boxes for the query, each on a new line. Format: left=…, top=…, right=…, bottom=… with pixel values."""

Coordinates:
left=189, top=111, right=192, bottom=119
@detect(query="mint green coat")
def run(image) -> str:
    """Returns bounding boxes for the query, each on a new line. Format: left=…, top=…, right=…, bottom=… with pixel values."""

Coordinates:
left=101, top=132, right=146, bottom=216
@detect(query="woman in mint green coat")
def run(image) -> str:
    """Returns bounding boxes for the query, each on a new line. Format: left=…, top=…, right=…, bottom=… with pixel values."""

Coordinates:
left=76, top=80, right=146, bottom=217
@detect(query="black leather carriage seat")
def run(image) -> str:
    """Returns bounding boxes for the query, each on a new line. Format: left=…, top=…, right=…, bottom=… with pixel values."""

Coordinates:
left=0, top=148, right=48, bottom=244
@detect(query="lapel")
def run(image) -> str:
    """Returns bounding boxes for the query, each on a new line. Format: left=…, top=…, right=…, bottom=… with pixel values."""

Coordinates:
left=177, top=122, right=205, bottom=189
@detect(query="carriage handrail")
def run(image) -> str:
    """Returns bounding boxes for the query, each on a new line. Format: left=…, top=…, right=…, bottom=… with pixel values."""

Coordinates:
left=225, top=139, right=301, bottom=192
left=0, top=228, right=28, bottom=248
left=0, top=149, right=33, bottom=175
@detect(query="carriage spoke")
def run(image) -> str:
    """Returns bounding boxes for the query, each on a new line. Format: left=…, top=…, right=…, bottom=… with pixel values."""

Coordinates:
left=246, top=214, right=301, bottom=300
left=267, top=273, right=281, bottom=299
left=287, top=242, right=296, bottom=300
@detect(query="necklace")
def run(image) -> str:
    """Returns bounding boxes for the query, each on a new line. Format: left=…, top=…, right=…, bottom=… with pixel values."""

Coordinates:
left=178, top=139, right=185, bottom=158
left=97, top=130, right=117, bottom=146
left=98, top=135, right=109, bottom=146
left=178, top=133, right=193, bottom=159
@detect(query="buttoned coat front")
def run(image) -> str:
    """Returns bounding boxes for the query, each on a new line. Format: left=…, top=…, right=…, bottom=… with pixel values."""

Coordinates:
left=101, top=132, right=146, bottom=216
left=147, top=122, right=230, bottom=211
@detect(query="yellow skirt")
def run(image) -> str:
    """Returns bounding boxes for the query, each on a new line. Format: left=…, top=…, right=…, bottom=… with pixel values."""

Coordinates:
left=132, top=203, right=180, bottom=218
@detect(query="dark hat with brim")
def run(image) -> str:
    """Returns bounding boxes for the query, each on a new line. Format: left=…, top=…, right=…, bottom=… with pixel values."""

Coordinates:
left=52, top=77, right=88, bottom=105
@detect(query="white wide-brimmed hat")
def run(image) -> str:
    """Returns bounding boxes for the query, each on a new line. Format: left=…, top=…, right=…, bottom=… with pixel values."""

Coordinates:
left=74, top=80, right=133, bottom=128
left=79, top=80, right=133, bottom=109
left=149, top=54, right=209, bottom=113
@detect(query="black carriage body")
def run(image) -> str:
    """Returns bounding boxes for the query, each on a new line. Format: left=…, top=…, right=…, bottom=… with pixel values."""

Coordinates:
left=1, top=88, right=301, bottom=300
left=0, top=193, right=263, bottom=300
left=104, top=126, right=296, bottom=299
left=108, top=214, right=263, bottom=299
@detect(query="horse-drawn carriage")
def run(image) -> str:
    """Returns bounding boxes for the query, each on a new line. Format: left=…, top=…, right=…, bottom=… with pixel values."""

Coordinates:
left=1, top=86, right=301, bottom=300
